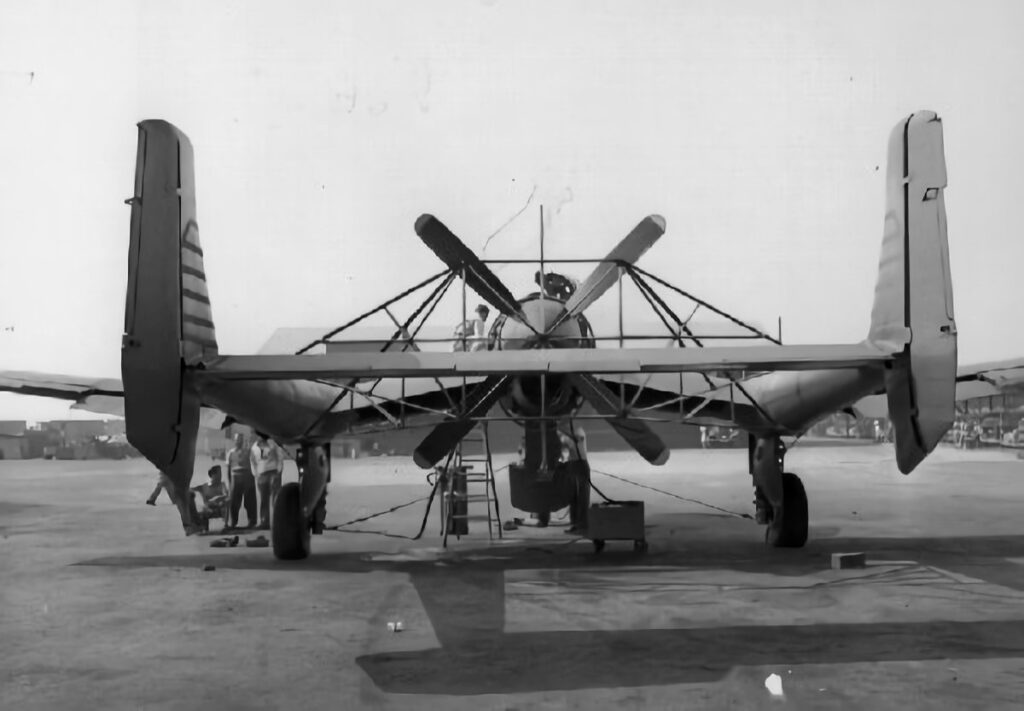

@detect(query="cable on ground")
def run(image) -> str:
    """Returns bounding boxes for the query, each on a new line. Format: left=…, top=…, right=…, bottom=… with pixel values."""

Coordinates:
left=590, top=467, right=753, bottom=520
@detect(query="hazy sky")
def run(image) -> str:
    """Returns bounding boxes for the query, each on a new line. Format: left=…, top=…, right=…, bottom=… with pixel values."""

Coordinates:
left=2, top=0, right=1023, bottom=420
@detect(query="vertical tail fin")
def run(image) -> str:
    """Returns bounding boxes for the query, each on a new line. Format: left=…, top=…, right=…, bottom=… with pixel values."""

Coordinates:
left=868, top=111, right=957, bottom=473
left=122, top=120, right=215, bottom=498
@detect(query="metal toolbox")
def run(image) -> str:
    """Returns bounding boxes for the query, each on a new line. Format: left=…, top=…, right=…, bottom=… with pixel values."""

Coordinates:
left=586, top=500, right=647, bottom=552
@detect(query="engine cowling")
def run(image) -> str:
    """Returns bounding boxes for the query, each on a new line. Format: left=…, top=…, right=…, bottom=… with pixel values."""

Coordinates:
left=491, top=294, right=594, bottom=421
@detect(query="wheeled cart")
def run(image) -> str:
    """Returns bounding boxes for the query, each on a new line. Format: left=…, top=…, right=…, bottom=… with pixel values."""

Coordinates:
left=586, top=500, right=647, bottom=553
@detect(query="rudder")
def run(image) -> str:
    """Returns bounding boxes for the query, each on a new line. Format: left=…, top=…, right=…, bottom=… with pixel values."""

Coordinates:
left=868, top=111, right=957, bottom=473
left=122, top=120, right=217, bottom=498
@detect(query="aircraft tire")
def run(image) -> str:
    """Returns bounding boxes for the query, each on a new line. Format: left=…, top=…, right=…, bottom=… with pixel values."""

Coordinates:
left=765, top=472, right=808, bottom=548
left=272, top=482, right=311, bottom=560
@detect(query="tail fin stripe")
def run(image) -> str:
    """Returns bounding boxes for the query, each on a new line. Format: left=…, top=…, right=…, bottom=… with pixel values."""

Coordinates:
left=183, top=316, right=216, bottom=333
left=181, top=245, right=205, bottom=274
left=181, top=272, right=208, bottom=298
left=182, top=288, right=211, bottom=305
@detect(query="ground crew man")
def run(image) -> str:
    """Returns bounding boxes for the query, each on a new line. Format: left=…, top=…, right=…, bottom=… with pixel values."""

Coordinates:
left=559, top=424, right=590, bottom=534
left=251, top=434, right=284, bottom=530
left=226, top=432, right=257, bottom=528
left=145, top=472, right=177, bottom=507
left=452, top=304, right=490, bottom=351
left=187, top=465, right=230, bottom=532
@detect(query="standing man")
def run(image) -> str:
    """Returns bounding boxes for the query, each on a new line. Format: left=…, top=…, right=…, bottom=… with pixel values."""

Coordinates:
left=559, top=424, right=590, bottom=534
left=470, top=304, right=490, bottom=351
left=251, top=434, right=284, bottom=530
left=227, top=432, right=257, bottom=529
left=452, top=304, right=491, bottom=352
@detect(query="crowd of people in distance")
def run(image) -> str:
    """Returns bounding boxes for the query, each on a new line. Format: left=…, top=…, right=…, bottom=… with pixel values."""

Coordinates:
left=146, top=431, right=285, bottom=534
left=950, top=418, right=983, bottom=449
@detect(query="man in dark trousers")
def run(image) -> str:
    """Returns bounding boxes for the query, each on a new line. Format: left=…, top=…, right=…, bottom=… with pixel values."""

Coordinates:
left=226, top=432, right=257, bottom=528
left=560, top=424, right=590, bottom=534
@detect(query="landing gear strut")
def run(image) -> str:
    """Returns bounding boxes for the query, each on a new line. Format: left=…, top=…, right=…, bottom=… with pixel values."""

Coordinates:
left=273, top=443, right=330, bottom=561
left=751, top=435, right=808, bottom=548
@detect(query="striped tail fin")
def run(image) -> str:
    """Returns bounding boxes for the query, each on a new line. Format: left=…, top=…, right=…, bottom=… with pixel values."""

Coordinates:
left=180, top=214, right=218, bottom=363
left=122, top=119, right=214, bottom=502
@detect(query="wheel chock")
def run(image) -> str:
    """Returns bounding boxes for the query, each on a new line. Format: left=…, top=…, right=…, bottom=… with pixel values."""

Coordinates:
left=831, top=552, right=866, bottom=569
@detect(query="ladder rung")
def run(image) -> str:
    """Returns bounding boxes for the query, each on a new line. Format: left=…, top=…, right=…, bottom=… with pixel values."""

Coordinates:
left=455, top=494, right=492, bottom=502
left=451, top=514, right=492, bottom=521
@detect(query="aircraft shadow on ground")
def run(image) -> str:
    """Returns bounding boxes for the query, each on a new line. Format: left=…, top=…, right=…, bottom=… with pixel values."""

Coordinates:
left=76, top=528, right=1024, bottom=694
left=356, top=620, right=1024, bottom=694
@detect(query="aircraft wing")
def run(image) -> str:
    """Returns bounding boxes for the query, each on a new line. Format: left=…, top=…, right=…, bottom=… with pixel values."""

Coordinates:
left=0, top=371, right=125, bottom=415
left=0, top=370, right=229, bottom=427
left=956, top=358, right=1024, bottom=390
left=198, top=343, right=893, bottom=381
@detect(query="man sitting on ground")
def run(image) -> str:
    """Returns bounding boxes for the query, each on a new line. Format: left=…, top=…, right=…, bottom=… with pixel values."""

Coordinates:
left=188, top=465, right=229, bottom=532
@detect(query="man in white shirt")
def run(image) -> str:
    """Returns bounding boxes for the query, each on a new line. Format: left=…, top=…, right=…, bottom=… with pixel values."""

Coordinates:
left=452, top=304, right=491, bottom=352
left=251, top=434, right=284, bottom=530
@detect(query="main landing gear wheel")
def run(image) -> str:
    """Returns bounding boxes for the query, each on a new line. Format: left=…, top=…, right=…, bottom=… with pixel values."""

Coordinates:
left=765, top=472, right=808, bottom=548
left=272, top=482, right=311, bottom=560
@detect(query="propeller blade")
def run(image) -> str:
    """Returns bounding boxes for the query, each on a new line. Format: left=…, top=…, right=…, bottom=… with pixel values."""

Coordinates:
left=548, top=214, right=665, bottom=332
left=415, top=214, right=526, bottom=320
left=568, top=373, right=669, bottom=465
left=412, top=375, right=509, bottom=468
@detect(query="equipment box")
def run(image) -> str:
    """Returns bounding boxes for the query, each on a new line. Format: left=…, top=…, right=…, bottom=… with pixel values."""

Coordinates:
left=587, top=501, right=647, bottom=553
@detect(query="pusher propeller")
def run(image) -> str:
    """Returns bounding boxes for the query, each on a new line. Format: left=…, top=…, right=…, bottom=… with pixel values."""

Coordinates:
left=412, top=213, right=669, bottom=469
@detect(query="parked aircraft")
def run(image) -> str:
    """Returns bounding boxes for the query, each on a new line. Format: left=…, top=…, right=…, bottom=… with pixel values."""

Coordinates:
left=0, top=111, right=984, bottom=561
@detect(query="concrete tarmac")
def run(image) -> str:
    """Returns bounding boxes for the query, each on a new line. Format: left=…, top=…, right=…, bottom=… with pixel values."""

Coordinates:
left=4, top=443, right=1024, bottom=709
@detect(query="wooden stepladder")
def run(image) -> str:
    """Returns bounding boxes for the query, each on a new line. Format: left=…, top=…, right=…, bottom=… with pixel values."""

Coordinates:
left=441, top=423, right=502, bottom=547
